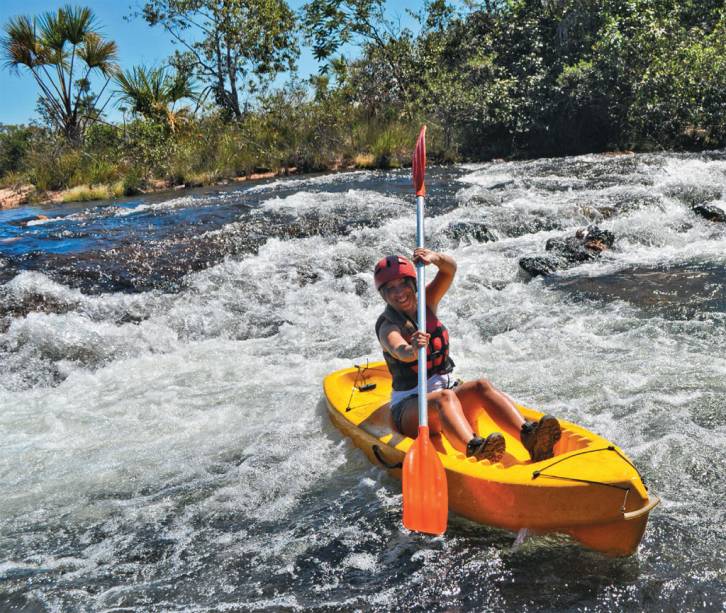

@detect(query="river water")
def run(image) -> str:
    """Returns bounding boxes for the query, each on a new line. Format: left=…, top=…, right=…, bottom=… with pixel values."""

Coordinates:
left=1, top=152, right=724, bottom=611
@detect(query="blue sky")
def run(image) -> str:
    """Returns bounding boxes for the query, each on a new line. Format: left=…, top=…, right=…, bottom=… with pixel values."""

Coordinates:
left=0, top=0, right=424, bottom=125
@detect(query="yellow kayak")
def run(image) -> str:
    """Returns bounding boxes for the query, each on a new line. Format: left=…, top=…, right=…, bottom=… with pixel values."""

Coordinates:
left=323, top=361, right=659, bottom=556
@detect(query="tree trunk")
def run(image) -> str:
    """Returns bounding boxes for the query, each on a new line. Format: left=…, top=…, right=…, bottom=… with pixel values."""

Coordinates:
left=226, top=45, right=242, bottom=120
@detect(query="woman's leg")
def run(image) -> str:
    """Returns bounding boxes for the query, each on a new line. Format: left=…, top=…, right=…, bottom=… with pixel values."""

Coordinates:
left=398, top=389, right=475, bottom=453
left=454, top=379, right=525, bottom=439
left=455, top=378, right=561, bottom=461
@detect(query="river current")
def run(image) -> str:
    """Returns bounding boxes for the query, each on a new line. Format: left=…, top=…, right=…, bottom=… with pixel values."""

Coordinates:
left=1, top=152, right=724, bottom=611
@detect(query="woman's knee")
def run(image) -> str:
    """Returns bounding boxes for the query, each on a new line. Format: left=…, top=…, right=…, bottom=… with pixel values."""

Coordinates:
left=474, top=379, right=494, bottom=396
left=433, top=389, right=462, bottom=421
left=432, top=389, right=458, bottom=412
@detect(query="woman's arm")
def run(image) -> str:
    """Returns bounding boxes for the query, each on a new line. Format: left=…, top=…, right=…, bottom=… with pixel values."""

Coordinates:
left=413, top=248, right=457, bottom=314
left=379, top=321, right=430, bottom=363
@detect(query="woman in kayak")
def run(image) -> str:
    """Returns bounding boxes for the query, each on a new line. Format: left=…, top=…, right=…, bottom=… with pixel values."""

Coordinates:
left=374, top=249, right=561, bottom=462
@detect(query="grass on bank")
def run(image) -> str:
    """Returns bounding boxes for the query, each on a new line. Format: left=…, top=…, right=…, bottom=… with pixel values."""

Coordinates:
left=60, top=183, right=125, bottom=203
left=0, top=116, right=445, bottom=206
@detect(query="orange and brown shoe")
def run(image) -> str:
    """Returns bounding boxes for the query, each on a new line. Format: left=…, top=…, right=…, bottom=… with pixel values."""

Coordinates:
left=521, top=415, right=561, bottom=462
left=466, top=432, right=506, bottom=462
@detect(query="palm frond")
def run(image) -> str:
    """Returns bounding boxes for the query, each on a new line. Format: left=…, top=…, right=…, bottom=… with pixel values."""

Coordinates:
left=1, top=15, right=41, bottom=70
left=79, top=32, right=118, bottom=73
left=114, top=65, right=166, bottom=117
left=60, top=5, right=97, bottom=45
left=166, top=69, right=199, bottom=104
left=114, top=64, right=198, bottom=129
left=38, top=8, right=67, bottom=52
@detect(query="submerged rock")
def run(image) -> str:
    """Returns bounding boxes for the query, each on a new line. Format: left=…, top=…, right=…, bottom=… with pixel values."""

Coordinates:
left=519, top=225, right=615, bottom=278
left=444, top=221, right=496, bottom=243
left=692, top=203, right=726, bottom=223
left=463, top=192, right=500, bottom=208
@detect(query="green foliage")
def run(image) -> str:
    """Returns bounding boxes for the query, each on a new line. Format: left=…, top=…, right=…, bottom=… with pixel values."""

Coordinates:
left=303, top=0, right=417, bottom=112
left=122, top=167, right=144, bottom=196
left=115, top=64, right=198, bottom=131
left=24, top=136, right=83, bottom=191
left=0, top=124, right=35, bottom=176
left=368, top=124, right=415, bottom=168
left=631, top=14, right=726, bottom=147
left=138, top=0, right=298, bottom=119
left=1, top=5, right=118, bottom=143
left=124, top=119, right=177, bottom=179
left=403, top=0, right=726, bottom=154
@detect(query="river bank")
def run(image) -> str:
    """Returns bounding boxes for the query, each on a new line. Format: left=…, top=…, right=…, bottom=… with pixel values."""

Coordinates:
left=0, top=168, right=298, bottom=210
left=0, top=149, right=404, bottom=210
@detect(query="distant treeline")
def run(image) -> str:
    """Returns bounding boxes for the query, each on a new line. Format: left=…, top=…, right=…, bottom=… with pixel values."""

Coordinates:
left=1, top=1, right=724, bottom=197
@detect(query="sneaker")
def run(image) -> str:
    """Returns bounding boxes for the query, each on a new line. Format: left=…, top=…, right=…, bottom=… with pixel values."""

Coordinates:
left=521, top=415, right=561, bottom=462
left=466, top=432, right=506, bottom=462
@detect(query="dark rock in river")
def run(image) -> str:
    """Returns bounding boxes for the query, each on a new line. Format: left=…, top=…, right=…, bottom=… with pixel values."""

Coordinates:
left=519, top=255, right=563, bottom=278
left=464, top=193, right=500, bottom=208
left=445, top=221, right=496, bottom=243
left=692, top=203, right=726, bottom=223
left=519, top=225, right=615, bottom=278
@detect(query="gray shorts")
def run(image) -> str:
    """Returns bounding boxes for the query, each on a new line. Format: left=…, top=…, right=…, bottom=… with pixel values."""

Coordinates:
left=390, top=378, right=460, bottom=433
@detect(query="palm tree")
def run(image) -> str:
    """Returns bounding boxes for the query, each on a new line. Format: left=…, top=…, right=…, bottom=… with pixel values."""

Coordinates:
left=115, top=65, right=199, bottom=132
left=1, top=5, right=118, bottom=143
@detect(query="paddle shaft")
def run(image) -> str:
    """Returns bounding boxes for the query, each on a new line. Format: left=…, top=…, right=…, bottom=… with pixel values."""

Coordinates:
left=416, top=194, right=427, bottom=428
left=401, top=124, right=447, bottom=536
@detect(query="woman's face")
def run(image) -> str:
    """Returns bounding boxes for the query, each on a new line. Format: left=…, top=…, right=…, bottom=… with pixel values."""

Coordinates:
left=382, top=277, right=416, bottom=311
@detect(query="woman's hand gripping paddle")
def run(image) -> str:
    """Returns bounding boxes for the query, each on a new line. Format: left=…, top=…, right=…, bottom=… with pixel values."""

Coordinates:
left=402, top=126, right=448, bottom=535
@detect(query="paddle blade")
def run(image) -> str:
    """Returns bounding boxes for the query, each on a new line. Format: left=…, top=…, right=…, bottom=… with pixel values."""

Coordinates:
left=402, top=425, right=448, bottom=535
left=412, top=125, right=427, bottom=197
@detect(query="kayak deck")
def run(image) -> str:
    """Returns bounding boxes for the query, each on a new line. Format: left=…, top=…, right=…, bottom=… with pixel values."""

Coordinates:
left=324, top=362, right=659, bottom=556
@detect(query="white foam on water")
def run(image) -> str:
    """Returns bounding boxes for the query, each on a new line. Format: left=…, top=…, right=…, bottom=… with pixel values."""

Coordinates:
left=244, top=169, right=377, bottom=194
left=25, top=217, right=55, bottom=226
left=113, top=194, right=199, bottom=217
left=654, top=156, right=726, bottom=189
left=258, top=187, right=407, bottom=216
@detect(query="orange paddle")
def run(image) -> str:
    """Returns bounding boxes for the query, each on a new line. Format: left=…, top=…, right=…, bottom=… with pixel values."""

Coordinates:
left=401, top=126, right=448, bottom=535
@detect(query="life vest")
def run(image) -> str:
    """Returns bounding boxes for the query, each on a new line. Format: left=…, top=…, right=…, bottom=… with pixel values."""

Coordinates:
left=375, top=304, right=454, bottom=391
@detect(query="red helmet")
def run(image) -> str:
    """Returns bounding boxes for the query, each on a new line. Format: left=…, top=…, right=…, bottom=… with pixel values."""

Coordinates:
left=373, top=255, right=416, bottom=291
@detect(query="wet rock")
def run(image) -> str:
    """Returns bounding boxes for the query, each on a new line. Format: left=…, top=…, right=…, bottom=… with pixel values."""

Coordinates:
left=0, top=184, right=35, bottom=209
left=546, top=226, right=614, bottom=262
left=519, top=255, right=563, bottom=278
left=296, top=265, right=320, bottom=286
left=444, top=221, right=496, bottom=243
left=509, top=217, right=564, bottom=236
left=664, top=185, right=721, bottom=208
left=490, top=180, right=514, bottom=190
left=353, top=277, right=369, bottom=296
left=464, top=193, right=500, bottom=208
left=692, top=203, right=726, bottom=223
left=0, top=288, right=76, bottom=332
left=519, top=226, right=615, bottom=278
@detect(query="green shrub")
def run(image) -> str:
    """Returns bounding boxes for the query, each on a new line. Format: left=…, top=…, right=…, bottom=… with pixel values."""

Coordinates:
left=124, top=120, right=176, bottom=178
left=0, top=124, right=35, bottom=178
left=82, top=159, right=121, bottom=185
left=25, top=140, right=82, bottom=191
left=122, top=167, right=144, bottom=196
left=370, top=124, right=413, bottom=168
